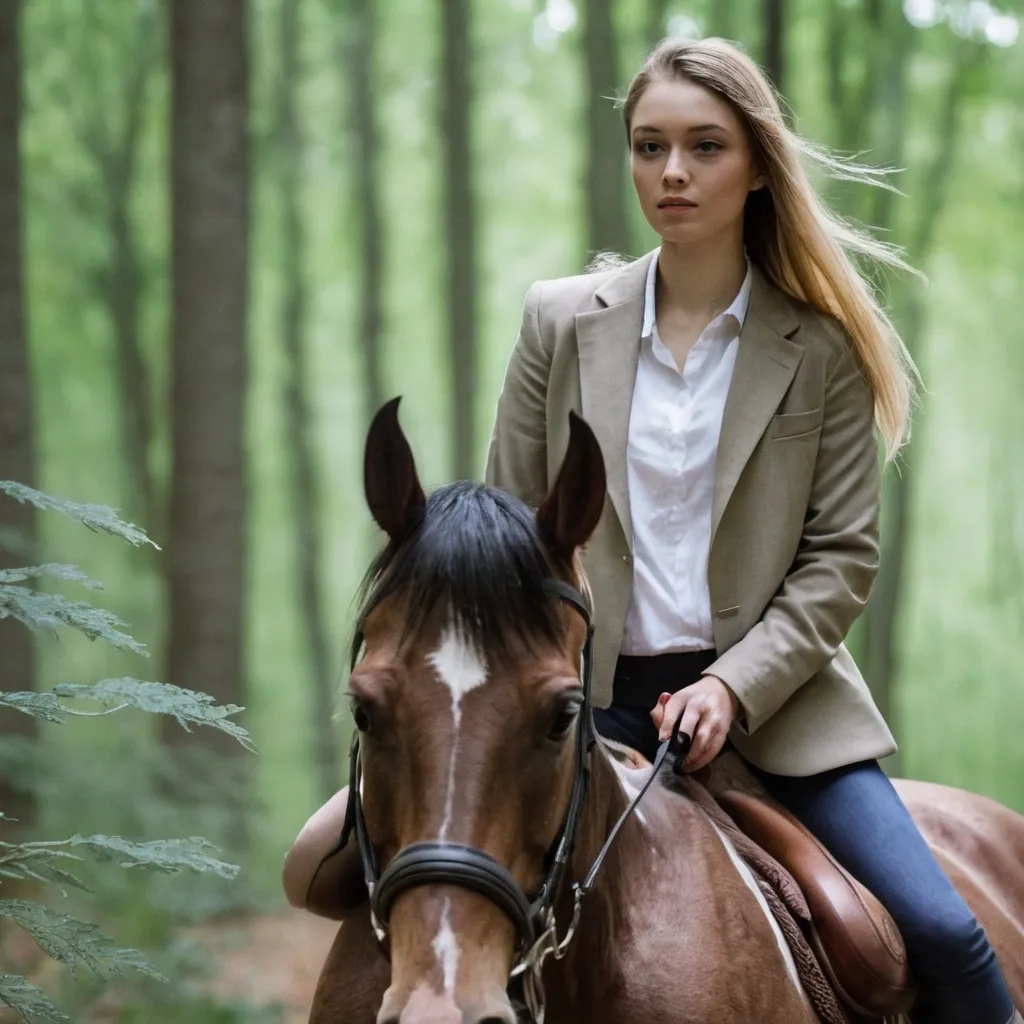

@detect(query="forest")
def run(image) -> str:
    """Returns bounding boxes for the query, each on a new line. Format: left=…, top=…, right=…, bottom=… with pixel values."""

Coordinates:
left=1, top=0, right=1022, bottom=1019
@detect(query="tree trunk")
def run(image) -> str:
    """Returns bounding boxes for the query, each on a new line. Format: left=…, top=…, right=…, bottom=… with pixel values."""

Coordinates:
left=277, top=0, right=340, bottom=803
left=107, top=177, right=155, bottom=533
left=858, top=45, right=983, bottom=756
left=0, top=0, right=37, bottom=833
left=166, top=1, right=250, bottom=761
left=707, top=0, right=736, bottom=40
left=347, top=0, right=384, bottom=430
left=439, top=0, right=478, bottom=480
left=645, top=0, right=669, bottom=50
left=761, top=0, right=785, bottom=96
left=582, top=0, right=631, bottom=259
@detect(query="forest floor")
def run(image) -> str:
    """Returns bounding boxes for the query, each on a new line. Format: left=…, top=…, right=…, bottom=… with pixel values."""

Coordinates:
left=0, top=909, right=339, bottom=1023
left=185, top=910, right=338, bottom=1022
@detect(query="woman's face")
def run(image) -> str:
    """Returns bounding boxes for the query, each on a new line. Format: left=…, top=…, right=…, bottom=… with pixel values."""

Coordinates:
left=629, top=76, right=765, bottom=246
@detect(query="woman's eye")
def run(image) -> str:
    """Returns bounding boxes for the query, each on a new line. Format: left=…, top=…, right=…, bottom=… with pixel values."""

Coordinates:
left=548, top=704, right=580, bottom=741
left=636, top=141, right=661, bottom=156
left=351, top=699, right=372, bottom=734
left=696, top=140, right=722, bottom=154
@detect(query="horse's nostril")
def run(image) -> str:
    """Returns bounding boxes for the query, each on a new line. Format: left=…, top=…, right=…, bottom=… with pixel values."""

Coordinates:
left=474, top=1016, right=516, bottom=1024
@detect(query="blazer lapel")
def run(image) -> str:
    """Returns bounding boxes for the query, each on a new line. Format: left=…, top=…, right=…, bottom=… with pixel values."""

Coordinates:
left=711, top=268, right=805, bottom=541
left=576, top=254, right=653, bottom=548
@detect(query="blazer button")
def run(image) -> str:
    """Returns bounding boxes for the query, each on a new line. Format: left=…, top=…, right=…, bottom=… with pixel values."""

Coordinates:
left=622, top=554, right=632, bottom=566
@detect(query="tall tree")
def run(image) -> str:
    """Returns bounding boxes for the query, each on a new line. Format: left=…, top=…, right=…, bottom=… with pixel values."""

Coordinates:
left=276, top=0, right=339, bottom=803
left=707, top=0, right=737, bottom=40
left=72, top=6, right=159, bottom=532
left=346, top=0, right=384, bottom=431
left=645, top=0, right=669, bottom=50
left=0, top=0, right=37, bottom=831
left=824, top=6, right=988, bottom=750
left=761, top=0, right=785, bottom=95
left=858, top=42, right=987, bottom=737
left=166, top=2, right=250, bottom=757
left=582, top=0, right=632, bottom=259
left=440, top=0, right=478, bottom=480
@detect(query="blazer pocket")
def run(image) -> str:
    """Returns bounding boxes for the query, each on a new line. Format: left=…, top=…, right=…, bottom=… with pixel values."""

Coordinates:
left=770, top=407, right=823, bottom=441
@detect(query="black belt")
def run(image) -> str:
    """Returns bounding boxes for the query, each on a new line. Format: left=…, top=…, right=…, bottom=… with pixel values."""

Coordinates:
left=612, top=650, right=718, bottom=709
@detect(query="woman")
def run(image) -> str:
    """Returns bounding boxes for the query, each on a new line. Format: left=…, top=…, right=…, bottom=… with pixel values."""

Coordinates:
left=284, top=38, right=1020, bottom=1024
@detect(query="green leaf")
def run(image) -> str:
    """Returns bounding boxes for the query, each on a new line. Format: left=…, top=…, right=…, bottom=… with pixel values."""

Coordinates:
left=53, top=679, right=257, bottom=753
left=0, top=564, right=103, bottom=589
left=0, top=835, right=238, bottom=895
left=0, top=692, right=68, bottom=725
left=0, top=845, right=89, bottom=897
left=0, top=482, right=157, bottom=549
left=0, top=899, right=165, bottom=981
left=0, top=587, right=147, bottom=655
left=0, top=974, right=71, bottom=1022
left=64, top=834, right=239, bottom=879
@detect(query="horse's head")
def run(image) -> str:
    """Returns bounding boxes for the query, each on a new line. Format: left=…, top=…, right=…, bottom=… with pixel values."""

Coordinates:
left=350, top=398, right=606, bottom=1024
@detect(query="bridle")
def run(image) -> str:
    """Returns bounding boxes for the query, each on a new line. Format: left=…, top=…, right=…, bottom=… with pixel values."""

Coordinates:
left=334, top=575, right=689, bottom=1023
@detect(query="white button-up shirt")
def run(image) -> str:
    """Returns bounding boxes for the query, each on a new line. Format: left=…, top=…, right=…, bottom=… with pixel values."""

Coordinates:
left=620, top=250, right=753, bottom=655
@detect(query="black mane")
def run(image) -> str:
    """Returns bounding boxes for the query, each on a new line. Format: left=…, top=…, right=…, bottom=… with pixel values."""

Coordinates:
left=351, top=481, right=566, bottom=665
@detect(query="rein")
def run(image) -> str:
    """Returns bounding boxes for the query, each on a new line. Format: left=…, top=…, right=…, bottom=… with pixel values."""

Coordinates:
left=336, top=575, right=690, bottom=1024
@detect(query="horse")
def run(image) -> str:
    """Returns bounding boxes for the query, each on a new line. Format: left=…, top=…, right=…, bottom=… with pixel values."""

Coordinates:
left=307, top=398, right=1024, bottom=1024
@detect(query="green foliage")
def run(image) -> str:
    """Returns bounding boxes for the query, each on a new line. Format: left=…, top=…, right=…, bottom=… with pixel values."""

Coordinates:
left=0, top=834, right=239, bottom=895
left=0, top=976, right=70, bottom=1023
left=0, top=483, right=156, bottom=550
left=0, top=901, right=164, bottom=981
left=0, top=485, right=253, bottom=1022
left=52, top=680, right=258, bottom=755
left=0, top=588, right=146, bottom=654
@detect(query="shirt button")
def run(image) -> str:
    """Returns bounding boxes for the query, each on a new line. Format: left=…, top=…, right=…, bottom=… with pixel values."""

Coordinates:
left=622, top=554, right=632, bottom=565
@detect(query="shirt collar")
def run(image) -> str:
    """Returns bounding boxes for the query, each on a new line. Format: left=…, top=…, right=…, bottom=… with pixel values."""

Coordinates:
left=641, top=247, right=753, bottom=339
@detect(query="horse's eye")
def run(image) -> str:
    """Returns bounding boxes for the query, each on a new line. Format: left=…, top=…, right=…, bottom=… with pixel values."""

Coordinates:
left=350, top=698, right=372, bottom=734
left=548, top=703, right=580, bottom=741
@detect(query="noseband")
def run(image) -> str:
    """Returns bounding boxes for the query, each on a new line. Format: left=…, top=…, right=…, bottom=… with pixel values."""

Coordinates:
left=335, top=576, right=687, bottom=1023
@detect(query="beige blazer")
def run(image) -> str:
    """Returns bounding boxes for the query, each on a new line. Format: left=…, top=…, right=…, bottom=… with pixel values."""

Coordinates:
left=484, top=251, right=897, bottom=777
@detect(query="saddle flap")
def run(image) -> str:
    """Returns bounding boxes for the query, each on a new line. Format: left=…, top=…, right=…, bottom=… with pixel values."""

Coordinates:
left=717, top=788, right=917, bottom=1018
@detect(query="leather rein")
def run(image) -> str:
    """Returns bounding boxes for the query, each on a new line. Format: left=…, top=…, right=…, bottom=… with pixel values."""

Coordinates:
left=335, top=576, right=690, bottom=1024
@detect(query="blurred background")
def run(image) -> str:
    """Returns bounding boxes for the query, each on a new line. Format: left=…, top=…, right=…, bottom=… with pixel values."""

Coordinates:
left=1, top=0, right=1022, bottom=1019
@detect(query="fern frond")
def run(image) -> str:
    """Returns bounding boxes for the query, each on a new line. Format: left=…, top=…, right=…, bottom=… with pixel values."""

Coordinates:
left=0, top=482, right=157, bottom=550
left=0, top=974, right=71, bottom=1022
left=54, top=679, right=257, bottom=752
left=64, top=834, right=239, bottom=879
left=0, top=899, right=165, bottom=981
left=0, top=691, right=68, bottom=725
left=0, top=587, right=146, bottom=654
left=0, top=565, right=103, bottom=589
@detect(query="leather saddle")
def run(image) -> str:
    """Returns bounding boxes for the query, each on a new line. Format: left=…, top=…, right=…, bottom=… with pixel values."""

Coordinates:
left=715, top=786, right=917, bottom=1020
left=605, top=741, right=917, bottom=1020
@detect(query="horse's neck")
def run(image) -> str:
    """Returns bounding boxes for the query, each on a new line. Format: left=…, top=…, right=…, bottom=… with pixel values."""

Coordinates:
left=561, top=751, right=677, bottom=967
left=559, top=751, right=820, bottom=1024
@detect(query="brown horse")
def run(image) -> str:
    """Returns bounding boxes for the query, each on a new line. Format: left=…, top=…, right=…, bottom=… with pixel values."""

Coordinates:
left=308, top=400, right=1024, bottom=1024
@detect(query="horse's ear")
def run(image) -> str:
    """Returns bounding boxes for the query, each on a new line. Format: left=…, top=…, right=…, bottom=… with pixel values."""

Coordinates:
left=536, top=411, right=606, bottom=559
left=364, top=397, right=426, bottom=544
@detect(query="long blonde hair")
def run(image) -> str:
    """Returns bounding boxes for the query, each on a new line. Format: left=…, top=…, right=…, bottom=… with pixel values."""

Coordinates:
left=622, top=37, right=919, bottom=460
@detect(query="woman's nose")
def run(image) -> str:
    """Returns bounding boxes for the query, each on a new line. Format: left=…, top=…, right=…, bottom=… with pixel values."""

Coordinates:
left=663, top=151, right=690, bottom=185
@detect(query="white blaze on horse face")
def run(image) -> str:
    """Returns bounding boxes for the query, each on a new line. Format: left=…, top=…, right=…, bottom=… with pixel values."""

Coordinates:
left=426, top=615, right=489, bottom=997
left=431, top=899, right=460, bottom=997
left=427, top=615, right=489, bottom=841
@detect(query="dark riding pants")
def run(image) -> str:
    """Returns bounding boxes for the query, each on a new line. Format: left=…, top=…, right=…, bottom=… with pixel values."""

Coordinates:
left=599, top=657, right=1016, bottom=1024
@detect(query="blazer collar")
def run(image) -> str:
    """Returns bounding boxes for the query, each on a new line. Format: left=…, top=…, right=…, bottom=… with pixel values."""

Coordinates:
left=576, top=254, right=654, bottom=544
left=576, top=253, right=805, bottom=549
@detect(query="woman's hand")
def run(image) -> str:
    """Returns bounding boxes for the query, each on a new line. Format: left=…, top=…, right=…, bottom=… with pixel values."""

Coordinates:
left=649, top=674, right=740, bottom=773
